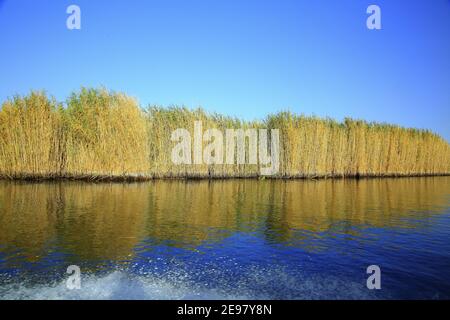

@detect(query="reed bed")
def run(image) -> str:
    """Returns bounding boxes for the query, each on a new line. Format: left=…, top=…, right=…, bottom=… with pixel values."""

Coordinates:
left=268, top=113, right=450, bottom=177
left=0, top=92, right=64, bottom=178
left=0, top=88, right=448, bottom=180
left=146, top=106, right=262, bottom=178
left=64, top=88, right=149, bottom=177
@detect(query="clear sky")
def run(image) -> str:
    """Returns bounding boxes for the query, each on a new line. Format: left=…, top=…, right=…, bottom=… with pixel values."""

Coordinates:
left=0, top=0, right=449, bottom=140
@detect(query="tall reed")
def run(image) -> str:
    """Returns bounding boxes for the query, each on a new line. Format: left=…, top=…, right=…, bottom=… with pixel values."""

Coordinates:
left=64, top=88, right=149, bottom=177
left=0, top=92, right=64, bottom=178
left=146, top=106, right=262, bottom=177
left=265, top=112, right=450, bottom=177
left=0, top=88, right=448, bottom=180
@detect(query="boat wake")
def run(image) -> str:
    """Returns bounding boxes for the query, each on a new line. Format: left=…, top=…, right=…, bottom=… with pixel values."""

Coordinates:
left=0, top=266, right=381, bottom=300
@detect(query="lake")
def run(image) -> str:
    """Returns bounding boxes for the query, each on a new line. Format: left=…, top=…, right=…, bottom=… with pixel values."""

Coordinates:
left=0, top=177, right=449, bottom=299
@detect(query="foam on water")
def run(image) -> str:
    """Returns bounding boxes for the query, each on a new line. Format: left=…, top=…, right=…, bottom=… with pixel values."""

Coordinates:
left=0, top=266, right=381, bottom=300
left=0, top=271, right=254, bottom=300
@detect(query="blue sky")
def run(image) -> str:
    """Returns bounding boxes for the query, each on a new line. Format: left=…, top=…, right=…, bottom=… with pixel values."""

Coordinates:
left=0, top=0, right=449, bottom=140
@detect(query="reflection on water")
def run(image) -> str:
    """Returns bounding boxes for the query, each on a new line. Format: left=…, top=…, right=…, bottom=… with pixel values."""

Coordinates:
left=0, top=177, right=449, bottom=299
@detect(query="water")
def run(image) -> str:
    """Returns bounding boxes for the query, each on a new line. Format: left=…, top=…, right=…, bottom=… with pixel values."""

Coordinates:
left=0, top=177, right=449, bottom=299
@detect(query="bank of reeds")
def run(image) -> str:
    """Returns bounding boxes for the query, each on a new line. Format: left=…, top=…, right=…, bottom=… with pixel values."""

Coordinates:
left=0, top=88, right=149, bottom=179
left=0, top=92, right=64, bottom=178
left=0, top=88, right=448, bottom=180
left=267, top=112, right=450, bottom=177
left=64, top=88, right=149, bottom=178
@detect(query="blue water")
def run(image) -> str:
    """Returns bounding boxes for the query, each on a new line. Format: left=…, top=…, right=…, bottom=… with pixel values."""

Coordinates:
left=0, top=178, right=449, bottom=299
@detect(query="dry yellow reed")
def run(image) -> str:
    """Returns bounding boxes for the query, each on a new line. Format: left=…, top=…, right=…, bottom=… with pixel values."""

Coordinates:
left=0, top=89, right=448, bottom=180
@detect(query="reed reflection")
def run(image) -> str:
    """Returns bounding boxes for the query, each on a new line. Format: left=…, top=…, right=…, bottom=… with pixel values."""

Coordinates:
left=0, top=177, right=448, bottom=264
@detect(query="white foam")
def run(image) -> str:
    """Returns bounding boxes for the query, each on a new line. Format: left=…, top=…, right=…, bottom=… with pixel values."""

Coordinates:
left=0, top=271, right=254, bottom=300
left=0, top=267, right=380, bottom=300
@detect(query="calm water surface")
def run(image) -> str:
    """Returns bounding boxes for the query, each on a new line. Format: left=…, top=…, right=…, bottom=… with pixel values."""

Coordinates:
left=0, top=177, right=449, bottom=299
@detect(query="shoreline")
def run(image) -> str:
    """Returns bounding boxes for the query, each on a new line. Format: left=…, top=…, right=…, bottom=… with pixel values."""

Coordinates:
left=1, top=89, right=449, bottom=181
left=1, top=172, right=449, bottom=183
